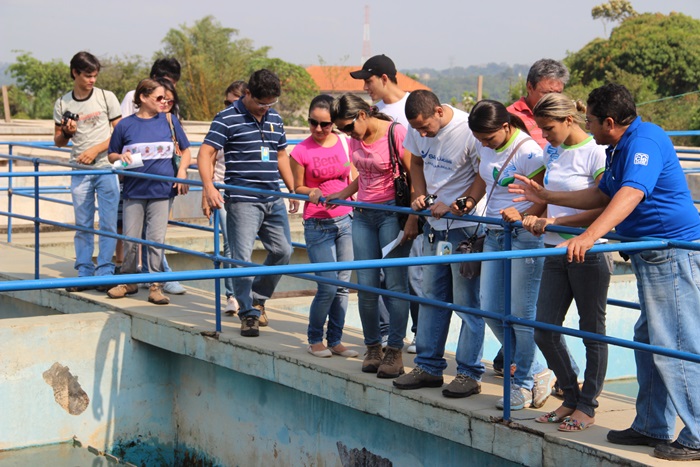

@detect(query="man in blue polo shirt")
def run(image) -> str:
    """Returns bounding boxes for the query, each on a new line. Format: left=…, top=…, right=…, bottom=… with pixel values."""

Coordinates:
left=198, top=69, right=299, bottom=337
left=511, top=83, right=700, bottom=461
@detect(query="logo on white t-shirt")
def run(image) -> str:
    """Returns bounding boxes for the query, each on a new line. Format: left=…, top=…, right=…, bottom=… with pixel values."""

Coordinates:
left=634, top=152, right=649, bottom=166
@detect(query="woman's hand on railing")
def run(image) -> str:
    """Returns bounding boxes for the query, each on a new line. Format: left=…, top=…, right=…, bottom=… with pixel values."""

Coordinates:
left=500, top=207, right=522, bottom=223
left=523, top=216, right=553, bottom=237
left=174, top=167, right=190, bottom=195
left=429, top=201, right=450, bottom=220
left=308, top=188, right=323, bottom=205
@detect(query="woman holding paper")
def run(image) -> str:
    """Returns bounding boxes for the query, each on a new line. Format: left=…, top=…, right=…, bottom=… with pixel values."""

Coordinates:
left=105, top=78, right=191, bottom=304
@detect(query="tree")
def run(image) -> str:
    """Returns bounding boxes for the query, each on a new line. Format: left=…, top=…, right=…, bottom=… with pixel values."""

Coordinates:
left=6, top=51, right=71, bottom=119
left=592, top=0, right=638, bottom=36
left=97, top=55, right=150, bottom=103
left=160, top=16, right=267, bottom=120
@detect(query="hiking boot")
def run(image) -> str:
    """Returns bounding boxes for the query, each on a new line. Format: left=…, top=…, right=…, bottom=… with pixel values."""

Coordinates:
left=240, top=316, right=260, bottom=337
left=148, top=283, right=170, bottom=305
left=442, top=373, right=481, bottom=398
left=393, top=367, right=443, bottom=390
left=107, top=283, right=139, bottom=299
left=377, top=346, right=404, bottom=379
left=532, top=368, right=556, bottom=408
left=362, top=343, right=384, bottom=373
left=254, top=304, right=268, bottom=327
left=496, top=385, right=532, bottom=411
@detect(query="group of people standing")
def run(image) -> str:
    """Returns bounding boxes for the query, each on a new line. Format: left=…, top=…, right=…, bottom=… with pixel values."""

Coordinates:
left=55, top=48, right=700, bottom=461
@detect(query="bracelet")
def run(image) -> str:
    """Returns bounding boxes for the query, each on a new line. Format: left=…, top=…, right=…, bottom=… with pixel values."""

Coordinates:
left=62, top=130, right=74, bottom=139
left=520, top=211, right=532, bottom=219
left=466, top=196, right=477, bottom=206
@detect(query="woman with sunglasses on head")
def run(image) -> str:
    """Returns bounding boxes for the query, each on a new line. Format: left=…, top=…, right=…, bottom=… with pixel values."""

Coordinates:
left=326, top=93, right=418, bottom=378
left=453, top=99, right=552, bottom=411
left=105, top=78, right=191, bottom=305
left=523, top=93, right=611, bottom=432
left=290, top=95, right=359, bottom=359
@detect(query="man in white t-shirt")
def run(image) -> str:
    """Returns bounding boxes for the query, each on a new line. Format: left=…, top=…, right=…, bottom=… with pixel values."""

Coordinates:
left=393, top=90, right=486, bottom=398
left=350, top=54, right=409, bottom=127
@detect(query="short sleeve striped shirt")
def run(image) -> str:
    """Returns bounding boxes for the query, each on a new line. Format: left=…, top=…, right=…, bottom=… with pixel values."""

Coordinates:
left=203, top=99, right=287, bottom=202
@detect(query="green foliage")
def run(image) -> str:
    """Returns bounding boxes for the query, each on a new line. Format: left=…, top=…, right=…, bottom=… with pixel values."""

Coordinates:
left=160, top=15, right=267, bottom=120
left=97, top=55, right=150, bottom=103
left=247, top=57, right=318, bottom=126
left=592, top=0, right=638, bottom=35
left=6, top=51, right=71, bottom=119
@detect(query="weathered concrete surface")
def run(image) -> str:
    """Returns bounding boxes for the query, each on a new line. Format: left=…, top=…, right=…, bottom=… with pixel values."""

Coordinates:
left=0, top=241, right=686, bottom=466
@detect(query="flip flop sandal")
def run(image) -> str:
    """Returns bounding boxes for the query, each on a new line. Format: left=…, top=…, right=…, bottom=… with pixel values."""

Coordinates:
left=557, top=418, right=592, bottom=432
left=535, top=411, right=570, bottom=424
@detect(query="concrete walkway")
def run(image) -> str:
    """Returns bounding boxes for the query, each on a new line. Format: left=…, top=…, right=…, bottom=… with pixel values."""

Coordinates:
left=0, top=239, right=692, bottom=466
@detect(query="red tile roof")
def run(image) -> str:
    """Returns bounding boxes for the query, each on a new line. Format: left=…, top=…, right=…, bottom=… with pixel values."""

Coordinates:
left=306, top=66, right=431, bottom=93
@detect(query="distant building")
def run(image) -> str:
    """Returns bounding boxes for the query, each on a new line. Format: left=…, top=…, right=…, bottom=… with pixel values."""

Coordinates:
left=305, top=66, right=431, bottom=103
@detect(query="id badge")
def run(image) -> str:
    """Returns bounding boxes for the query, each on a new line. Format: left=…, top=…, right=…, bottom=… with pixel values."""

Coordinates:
left=261, top=146, right=270, bottom=161
left=436, top=240, right=452, bottom=256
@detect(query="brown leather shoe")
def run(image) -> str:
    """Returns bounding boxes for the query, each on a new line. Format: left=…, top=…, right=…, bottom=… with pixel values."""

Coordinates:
left=148, top=283, right=170, bottom=305
left=107, top=283, right=138, bottom=299
left=377, top=346, right=405, bottom=379
left=362, top=343, right=384, bottom=373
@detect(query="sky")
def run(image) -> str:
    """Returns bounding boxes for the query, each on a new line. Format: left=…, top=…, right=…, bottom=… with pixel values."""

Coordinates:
left=2, top=0, right=700, bottom=71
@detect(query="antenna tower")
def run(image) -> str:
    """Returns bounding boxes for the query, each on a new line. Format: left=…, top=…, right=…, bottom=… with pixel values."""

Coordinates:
left=361, top=5, right=371, bottom=64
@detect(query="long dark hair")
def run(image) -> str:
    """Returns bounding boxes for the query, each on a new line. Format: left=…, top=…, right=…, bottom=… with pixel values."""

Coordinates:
left=156, top=77, right=180, bottom=117
left=468, top=99, right=529, bottom=134
left=331, top=93, right=393, bottom=122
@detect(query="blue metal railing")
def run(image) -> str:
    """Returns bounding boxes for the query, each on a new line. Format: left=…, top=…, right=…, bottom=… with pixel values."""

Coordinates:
left=2, top=140, right=700, bottom=422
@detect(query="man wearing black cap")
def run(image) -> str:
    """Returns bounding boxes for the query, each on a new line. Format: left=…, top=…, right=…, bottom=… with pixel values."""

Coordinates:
left=350, top=54, right=409, bottom=127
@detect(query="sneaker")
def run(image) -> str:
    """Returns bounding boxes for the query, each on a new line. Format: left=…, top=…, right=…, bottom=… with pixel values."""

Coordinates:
left=162, top=281, right=186, bottom=295
left=148, top=283, right=170, bottom=305
left=442, top=373, right=481, bottom=398
left=532, top=368, right=556, bottom=408
left=381, top=334, right=388, bottom=349
left=496, top=386, right=532, bottom=411
left=393, top=367, right=443, bottom=389
left=654, top=441, right=700, bottom=460
left=607, top=427, right=669, bottom=447
left=107, top=283, right=139, bottom=299
left=407, top=336, right=417, bottom=354
left=377, top=347, right=404, bottom=379
left=224, top=296, right=239, bottom=316
left=362, top=343, right=384, bottom=373
left=240, top=316, right=260, bottom=337
left=254, top=304, right=268, bottom=327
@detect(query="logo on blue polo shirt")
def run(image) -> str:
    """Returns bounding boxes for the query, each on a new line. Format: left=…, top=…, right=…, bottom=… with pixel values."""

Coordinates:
left=634, top=152, right=649, bottom=166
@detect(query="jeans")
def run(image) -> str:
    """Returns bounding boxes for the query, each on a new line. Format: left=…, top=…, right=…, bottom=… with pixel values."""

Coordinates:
left=408, top=235, right=424, bottom=335
left=481, top=227, right=545, bottom=390
left=226, top=198, right=292, bottom=318
left=122, top=198, right=171, bottom=275
left=352, top=205, right=411, bottom=349
left=414, top=225, right=484, bottom=379
left=304, top=214, right=353, bottom=346
left=217, top=203, right=235, bottom=297
left=630, top=246, right=700, bottom=448
left=534, top=251, right=612, bottom=417
left=70, top=173, right=119, bottom=276
left=140, top=198, right=173, bottom=275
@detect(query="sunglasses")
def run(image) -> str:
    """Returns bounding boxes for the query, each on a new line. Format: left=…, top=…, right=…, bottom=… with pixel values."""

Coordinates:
left=155, top=95, right=166, bottom=102
left=338, top=115, right=358, bottom=134
left=308, top=118, right=333, bottom=129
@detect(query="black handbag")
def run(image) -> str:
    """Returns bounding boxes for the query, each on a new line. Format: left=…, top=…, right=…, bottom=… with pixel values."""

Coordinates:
left=388, top=122, right=410, bottom=227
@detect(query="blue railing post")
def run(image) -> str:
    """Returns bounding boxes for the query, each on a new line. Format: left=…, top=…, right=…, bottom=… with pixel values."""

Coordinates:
left=33, top=158, right=40, bottom=279
left=7, top=144, right=13, bottom=243
left=502, top=222, right=513, bottom=421
left=212, top=207, right=222, bottom=333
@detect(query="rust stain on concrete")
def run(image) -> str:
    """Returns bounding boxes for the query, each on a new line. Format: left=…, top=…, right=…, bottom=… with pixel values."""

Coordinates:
left=42, top=362, right=90, bottom=415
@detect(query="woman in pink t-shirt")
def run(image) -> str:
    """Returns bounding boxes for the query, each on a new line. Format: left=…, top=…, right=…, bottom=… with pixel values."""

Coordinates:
left=327, top=93, right=418, bottom=379
left=290, top=95, right=358, bottom=359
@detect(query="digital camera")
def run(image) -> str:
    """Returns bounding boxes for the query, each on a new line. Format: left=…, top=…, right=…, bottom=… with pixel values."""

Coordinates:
left=62, top=111, right=79, bottom=124
left=424, top=194, right=438, bottom=208
left=455, top=196, right=469, bottom=211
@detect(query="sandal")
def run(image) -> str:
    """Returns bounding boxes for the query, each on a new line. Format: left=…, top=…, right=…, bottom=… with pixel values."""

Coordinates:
left=535, top=411, right=571, bottom=424
left=557, top=418, right=593, bottom=432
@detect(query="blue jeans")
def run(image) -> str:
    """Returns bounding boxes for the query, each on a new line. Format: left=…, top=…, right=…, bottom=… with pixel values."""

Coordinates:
left=631, top=246, right=700, bottom=448
left=415, top=225, right=484, bottom=379
left=352, top=205, right=411, bottom=349
left=481, top=227, right=545, bottom=390
left=304, top=214, right=353, bottom=346
left=226, top=198, right=292, bottom=318
left=217, top=202, right=234, bottom=297
left=534, top=251, right=612, bottom=417
left=70, top=173, right=119, bottom=277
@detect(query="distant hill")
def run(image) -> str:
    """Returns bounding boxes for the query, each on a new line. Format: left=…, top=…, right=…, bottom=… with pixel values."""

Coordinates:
left=403, top=63, right=531, bottom=105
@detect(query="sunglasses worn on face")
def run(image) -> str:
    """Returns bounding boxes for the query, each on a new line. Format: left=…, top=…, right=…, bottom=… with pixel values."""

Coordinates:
left=155, top=95, right=166, bottom=102
left=338, top=115, right=358, bottom=134
left=308, top=118, right=333, bottom=129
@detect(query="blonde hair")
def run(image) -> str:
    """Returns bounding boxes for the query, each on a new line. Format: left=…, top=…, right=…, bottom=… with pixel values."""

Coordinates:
left=533, top=93, right=586, bottom=126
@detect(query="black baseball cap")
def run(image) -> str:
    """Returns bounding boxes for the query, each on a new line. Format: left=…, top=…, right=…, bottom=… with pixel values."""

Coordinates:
left=350, top=54, right=397, bottom=80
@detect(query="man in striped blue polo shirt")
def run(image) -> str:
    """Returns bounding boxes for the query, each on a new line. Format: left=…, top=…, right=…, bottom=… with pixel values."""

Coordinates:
left=198, top=69, right=299, bottom=337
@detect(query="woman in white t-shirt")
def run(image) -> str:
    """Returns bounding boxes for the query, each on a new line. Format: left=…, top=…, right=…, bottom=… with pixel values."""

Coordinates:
left=523, top=93, right=612, bottom=432
left=458, top=99, right=550, bottom=411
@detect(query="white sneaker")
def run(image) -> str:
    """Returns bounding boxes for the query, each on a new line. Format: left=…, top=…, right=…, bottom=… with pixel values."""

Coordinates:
left=163, top=281, right=186, bottom=295
left=224, top=296, right=239, bottom=316
left=496, top=385, right=532, bottom=411
left=407, top=336, right=417, bottom=354
left=381, top=335, right=388, bottom=349
left=532, top=368, right=556, bottom=408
